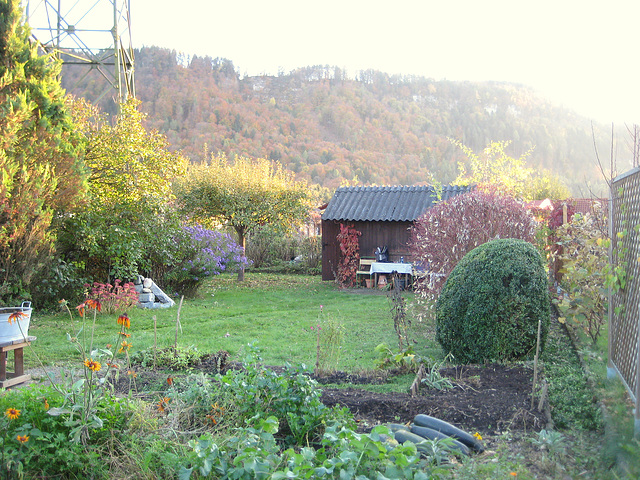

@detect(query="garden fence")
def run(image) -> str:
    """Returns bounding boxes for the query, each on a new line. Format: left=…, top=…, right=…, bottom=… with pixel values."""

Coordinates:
left=609, top=166, right=640, bottom=437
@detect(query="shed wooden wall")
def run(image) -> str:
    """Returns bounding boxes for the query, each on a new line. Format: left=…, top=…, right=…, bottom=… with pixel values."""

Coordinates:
left=321, top=220, right=414, bottom=281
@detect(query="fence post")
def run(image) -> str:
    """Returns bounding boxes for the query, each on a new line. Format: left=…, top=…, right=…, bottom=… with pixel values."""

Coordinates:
left=607, top=189, right=616, bottom=380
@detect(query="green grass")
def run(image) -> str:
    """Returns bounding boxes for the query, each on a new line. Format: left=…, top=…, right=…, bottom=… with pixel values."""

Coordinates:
left=27, top=272, right=435, bottom=372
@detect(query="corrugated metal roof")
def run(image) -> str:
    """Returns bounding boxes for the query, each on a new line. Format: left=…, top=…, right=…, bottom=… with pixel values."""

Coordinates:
left=322, top=185, right=474, bottom=222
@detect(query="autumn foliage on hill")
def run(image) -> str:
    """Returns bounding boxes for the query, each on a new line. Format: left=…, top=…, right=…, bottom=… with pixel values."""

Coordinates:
left=60, top=47, right=615, bottom=193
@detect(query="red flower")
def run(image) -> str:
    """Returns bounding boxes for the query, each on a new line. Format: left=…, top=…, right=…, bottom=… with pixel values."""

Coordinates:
left=116, top=313, right=131, bottom=329
left=85, top=298, right=102, bottom=312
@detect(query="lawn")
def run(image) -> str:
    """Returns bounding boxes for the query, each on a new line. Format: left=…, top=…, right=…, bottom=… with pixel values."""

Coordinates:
left=27, top=272, right=434, bottom=371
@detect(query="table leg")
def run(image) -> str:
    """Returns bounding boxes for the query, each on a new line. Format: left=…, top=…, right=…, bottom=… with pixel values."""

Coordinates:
left=0, top=350, right=6, bottom=381
left=14, top=348, right=24, bottom=376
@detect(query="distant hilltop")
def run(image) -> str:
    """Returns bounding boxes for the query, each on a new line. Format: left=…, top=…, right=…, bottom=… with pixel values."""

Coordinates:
left=62, top=46, right=627, bottom=195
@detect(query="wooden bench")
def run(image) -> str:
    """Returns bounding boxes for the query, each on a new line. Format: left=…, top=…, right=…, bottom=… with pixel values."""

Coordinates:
left=0, top=336, right=36, bottom=388
left=356, top=258, right=375, bottom=287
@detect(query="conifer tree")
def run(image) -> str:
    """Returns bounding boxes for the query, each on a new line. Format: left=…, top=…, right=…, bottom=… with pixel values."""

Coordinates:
left=0, top=0, right=87, bottom=303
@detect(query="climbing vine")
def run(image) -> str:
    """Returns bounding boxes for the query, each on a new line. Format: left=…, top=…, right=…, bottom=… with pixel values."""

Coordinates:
left=336, top=224, right=361, bottom=287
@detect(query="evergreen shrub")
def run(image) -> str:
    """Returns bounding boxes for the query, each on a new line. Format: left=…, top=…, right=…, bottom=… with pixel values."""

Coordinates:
left=435, top=238, right=550, bottom=364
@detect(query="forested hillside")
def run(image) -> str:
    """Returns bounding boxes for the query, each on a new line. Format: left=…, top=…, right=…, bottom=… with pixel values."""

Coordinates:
left=61, top=46, right=621, bottom=195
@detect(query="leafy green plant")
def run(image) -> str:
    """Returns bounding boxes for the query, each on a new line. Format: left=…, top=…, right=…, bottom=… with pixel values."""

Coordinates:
left=0, top=384, right=131, bottom=478
left=133, top=345, right=204, bottom=370
left=217, top=343, right=352, bottom=447
left=44, top=299, right=136, bottom=444
left=420, top=357, right=454, bottom=391
left=436, top=238, right=550, bottom=364
left=530, top=429, right=567, bottom=459
left=541, top=321, right=601, bottom=430
left=374, top=343, right=424, bottom=372
left=552, top=204, right=612, bottom=344
left=180, top=418, right=440, bottom=480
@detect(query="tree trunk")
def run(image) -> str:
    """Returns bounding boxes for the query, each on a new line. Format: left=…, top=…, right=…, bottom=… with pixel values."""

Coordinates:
left=236, top=227, right=246, bottom=282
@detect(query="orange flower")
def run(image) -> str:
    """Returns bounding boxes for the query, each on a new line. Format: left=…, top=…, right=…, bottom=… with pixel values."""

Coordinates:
left=157, top=397, right=170, bottom=412
left=106, top=344, right=112, bottom=349
left=167, top=376, right=173, bottom=386
left=127, top=370, right=137, bottom=378
left=117, top=313, right=131, bottom=329
left=107, top=362, right=120, bottom=369
left=16, top=435, right=29, bottom=444
left=510, top=473, right=518, bottom=477
left=7, top=311, right=27, bottom=325
left=76, top=302, right=86, bottom=317
left=44, top=399, right=49, bottom=410
left=4, top=408, right=20, bottom=420
left=118, top=341, right=132, bottom=353
left=83, top=358, right=102, bottom=372
left=119, top=332, right=131, bottom=338
left=85, top=298, right=102, bottom=312
left=205, top=414, right=218, bottom=425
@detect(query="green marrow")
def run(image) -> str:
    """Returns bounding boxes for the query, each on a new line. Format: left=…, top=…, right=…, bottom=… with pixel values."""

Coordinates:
left=413, top=414, right=484, bottom=453
left=394, top=428, right=429, bottom=445
left=385, top=423, right=411, bottom=433
left=409, top=425, right=470, bottom=456
left=394, top=430, right=460, bottom=457
left=393, top=429, right=436, bottom=456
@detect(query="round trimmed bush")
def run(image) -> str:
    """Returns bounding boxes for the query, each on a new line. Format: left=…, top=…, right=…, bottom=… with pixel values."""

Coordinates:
left=435, top=238, right=549, bottom=364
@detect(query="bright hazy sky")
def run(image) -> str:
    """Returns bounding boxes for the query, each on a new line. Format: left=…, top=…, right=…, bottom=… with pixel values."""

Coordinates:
left=127, top=0, right=639, bottom=125
left=25, top=0, right=640, bottom=125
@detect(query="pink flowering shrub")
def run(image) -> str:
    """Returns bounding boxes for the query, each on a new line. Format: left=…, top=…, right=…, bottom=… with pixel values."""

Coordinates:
left=408, top=189, right=539, bottom=310
left=85, top=279, right=138, bottom=314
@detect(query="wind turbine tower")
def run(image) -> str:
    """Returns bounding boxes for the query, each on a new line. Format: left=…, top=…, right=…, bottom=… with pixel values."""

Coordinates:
left=24, top=0, right=135, bottom=108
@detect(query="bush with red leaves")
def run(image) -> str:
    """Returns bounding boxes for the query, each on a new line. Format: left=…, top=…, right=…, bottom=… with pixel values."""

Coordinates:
left=409, top=189, right=539, bottom=309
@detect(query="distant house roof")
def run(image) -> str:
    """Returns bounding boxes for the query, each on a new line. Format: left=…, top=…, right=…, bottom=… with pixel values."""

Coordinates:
left=526, top=198, right=554, bottom=211
left=571, top=198, right=607, bottom=216
left=322, top=185, right=474, bottom=222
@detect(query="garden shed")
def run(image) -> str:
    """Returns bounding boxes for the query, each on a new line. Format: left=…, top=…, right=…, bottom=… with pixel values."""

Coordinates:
left=321, top=185, right=473, bottom=281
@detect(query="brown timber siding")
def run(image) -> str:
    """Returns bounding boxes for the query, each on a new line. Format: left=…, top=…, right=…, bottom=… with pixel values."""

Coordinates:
left=321, top=220, right=413, bottom=281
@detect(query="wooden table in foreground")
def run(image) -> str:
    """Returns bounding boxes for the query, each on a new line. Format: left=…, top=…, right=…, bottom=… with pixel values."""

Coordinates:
left=0, top=336, right=36, bottom=388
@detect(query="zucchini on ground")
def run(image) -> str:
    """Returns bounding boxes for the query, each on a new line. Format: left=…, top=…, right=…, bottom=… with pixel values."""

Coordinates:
left=413, top=414, right=485, bottom=453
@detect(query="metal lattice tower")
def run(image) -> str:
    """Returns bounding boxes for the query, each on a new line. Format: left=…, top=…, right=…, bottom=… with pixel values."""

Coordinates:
left=24, top=0, right=135, bottom=106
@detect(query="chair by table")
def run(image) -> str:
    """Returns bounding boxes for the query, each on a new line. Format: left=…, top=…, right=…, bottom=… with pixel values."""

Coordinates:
left=0, top=336, right=36, bottom=388
left=356, top=258, right=376, bottom=287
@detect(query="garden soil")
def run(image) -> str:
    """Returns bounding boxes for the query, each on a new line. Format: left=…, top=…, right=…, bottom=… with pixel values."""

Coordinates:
left=318, top=363, right=548, bottom=435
